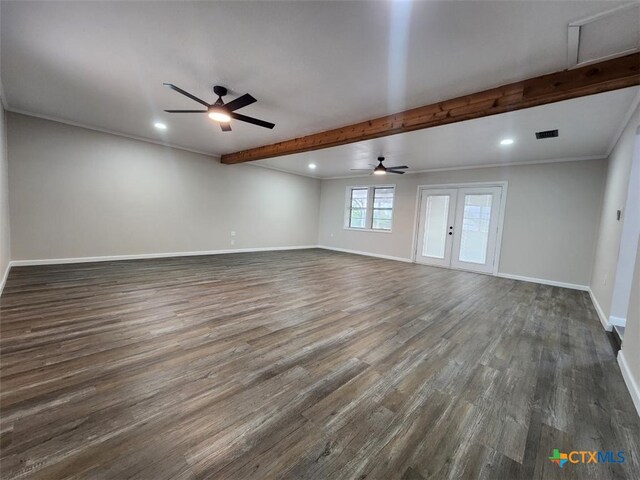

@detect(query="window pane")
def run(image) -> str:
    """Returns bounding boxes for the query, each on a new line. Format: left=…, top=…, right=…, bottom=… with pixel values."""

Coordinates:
left=349, top=208, right=366, bottom=228
left=372, top=218, right=392, bottom=230
left=372, top=209, right=393, bottom=220
left=422, top=195, right=449, bottom=258
left=346, top=186, right=394, bottom=231
left=372, top=187, right=394, bottom=230
left=373, top=187, right=394, bottom=208
left=351, top=188, right=368, bottom=209
left=458, top=194, right=493, bottom=264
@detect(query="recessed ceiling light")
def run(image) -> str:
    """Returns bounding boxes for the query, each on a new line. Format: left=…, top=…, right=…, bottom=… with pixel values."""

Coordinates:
left=308, top=163, right=317, bottom=170
left=154, top=122, right=167, bottom=130
left=500, top=138, right=514, bottom=146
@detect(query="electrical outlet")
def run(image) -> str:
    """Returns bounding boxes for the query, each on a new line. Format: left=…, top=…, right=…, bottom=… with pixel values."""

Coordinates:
left=231, top=231, right=236, bottom=237
left=230, top=239, right=235, bottom=246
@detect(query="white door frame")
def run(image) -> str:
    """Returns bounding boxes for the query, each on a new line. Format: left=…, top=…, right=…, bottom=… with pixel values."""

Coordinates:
left=609, top=131, right=640, bottom=328
left=411, top=181, right=508, bottom=275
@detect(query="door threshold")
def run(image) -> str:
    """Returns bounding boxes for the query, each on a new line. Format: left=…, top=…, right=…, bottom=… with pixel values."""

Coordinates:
left=413, top=261, right=497, bottom=277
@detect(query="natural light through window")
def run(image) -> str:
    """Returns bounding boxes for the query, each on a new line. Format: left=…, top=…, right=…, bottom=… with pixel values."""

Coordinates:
left=372, top=187, right=394, bottom=230
left=346, top=186, right=395, bottom=231
left=422, top=195, right=449, bottom=258
left=458, top=194, right=493, bottom=264
left=349, top=188, right=369, bottom=228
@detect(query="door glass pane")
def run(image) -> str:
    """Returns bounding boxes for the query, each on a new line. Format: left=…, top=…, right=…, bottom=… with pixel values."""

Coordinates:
left=458, top=194, right=493, bottom=264
left=422, top=195, right=449, bottom=258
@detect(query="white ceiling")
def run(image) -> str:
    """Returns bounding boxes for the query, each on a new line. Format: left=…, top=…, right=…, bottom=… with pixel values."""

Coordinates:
left=1, top=0, right=634, bottom=161
left=255, top=87, right=640, bottom=178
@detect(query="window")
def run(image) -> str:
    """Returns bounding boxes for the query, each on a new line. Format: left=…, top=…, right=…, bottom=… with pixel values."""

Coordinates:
left=348, top=188, right=368, bottom=228
left=345, top=185, right=395, bottom=231
left=372, top=187, right=394, bottom=230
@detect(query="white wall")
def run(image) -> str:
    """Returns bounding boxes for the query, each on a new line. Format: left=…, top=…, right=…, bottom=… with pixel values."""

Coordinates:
left=609, top=129, right=640, bottom=325
left=318, top=159, right=607, bottom=287
left=591, top=104, right=640, bottom=320
left=7, top=113, right=320, bottom=261
left=3, top=111, right=613, bottom=293
left=0, top=103, right=10, bottom=288
left=619, top=239, right=640, bottom=416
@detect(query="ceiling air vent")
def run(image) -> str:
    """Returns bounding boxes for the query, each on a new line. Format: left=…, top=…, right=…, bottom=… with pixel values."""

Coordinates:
left=535, top=129, right=559, bottom=140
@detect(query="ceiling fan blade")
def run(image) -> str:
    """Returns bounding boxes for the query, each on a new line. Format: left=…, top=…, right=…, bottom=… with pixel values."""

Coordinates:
left=163, top=83, right=210, bottom=107
left=164, top=110, right=207, bottom=113
left=230, top=112, right=275, bottom=129
left=387, top=165, right=408, bottom=169
left=220, top=123, right=232, bottom=132
left=388, top=170, right=405, bottom=174
left=224, top=93, right=257, bottom=112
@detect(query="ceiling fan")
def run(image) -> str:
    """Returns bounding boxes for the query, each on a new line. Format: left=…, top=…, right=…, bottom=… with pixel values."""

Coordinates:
left=351, top=157, right=408, bottom=175
left=163, top=83, right=275, bottom=132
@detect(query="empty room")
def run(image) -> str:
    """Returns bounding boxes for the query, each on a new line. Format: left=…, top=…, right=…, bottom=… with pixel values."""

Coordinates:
left=0, top=1, right=639, bottom=479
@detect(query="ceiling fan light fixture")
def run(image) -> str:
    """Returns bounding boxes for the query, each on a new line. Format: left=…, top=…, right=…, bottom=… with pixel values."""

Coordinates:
left=351, top=156, right=408, bottom=175
left=163, top=83, right=274, bottom=131
left=208, top=108, right=231, bottom=123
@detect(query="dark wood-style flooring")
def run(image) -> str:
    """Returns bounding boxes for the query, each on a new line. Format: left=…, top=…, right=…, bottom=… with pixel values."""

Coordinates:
left=0, top=249, right=638, bottom=479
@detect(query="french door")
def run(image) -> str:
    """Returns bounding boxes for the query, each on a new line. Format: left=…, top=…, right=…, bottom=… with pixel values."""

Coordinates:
left=415, top=185, right=504, bottom=274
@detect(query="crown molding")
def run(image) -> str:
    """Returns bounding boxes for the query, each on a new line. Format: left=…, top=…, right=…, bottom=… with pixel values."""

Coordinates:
left=606, top=89, right=640, bottom=157
left=319, top=155, right=606, bottom=180
left=5, top=107, right=221, bottom=159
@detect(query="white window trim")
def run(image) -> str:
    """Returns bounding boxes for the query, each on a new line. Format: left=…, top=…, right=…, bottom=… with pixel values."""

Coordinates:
left=344, top=184, right=396, bottom=233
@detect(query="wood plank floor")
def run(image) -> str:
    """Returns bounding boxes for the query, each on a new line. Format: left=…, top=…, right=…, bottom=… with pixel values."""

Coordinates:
left=0, top=249, right=638, bottom=479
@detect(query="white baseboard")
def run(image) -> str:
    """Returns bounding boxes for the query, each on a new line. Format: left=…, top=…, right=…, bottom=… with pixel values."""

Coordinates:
left=496, top=272, right=589, bottom=291
left=493, top=274, right=617, bottom=333
left=8, top=245, right=320, bottom=267
left=0, top=262, right=10, bottom=297
left=317, top=249, right=595, bottom=290
left=588, top=288, right=613, bottom=332
left=317, top=245, right=413, bottom=264
left=609, top=315, right=627, bottom=327
left=618, top=350, right=640, bottom=418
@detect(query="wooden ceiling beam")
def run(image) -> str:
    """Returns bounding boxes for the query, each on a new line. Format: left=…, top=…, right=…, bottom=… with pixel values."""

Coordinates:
left=221, top=53, right=640, bottom=164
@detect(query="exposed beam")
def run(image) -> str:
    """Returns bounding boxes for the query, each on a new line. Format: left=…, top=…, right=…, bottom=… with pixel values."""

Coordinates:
left=221, top=53, right=640, bottom=165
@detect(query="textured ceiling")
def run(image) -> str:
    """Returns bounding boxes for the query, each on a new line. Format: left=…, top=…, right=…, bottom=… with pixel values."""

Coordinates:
left=1, top=0, right=633, bottom=161
left=255, top=87, right=640, bottom=178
